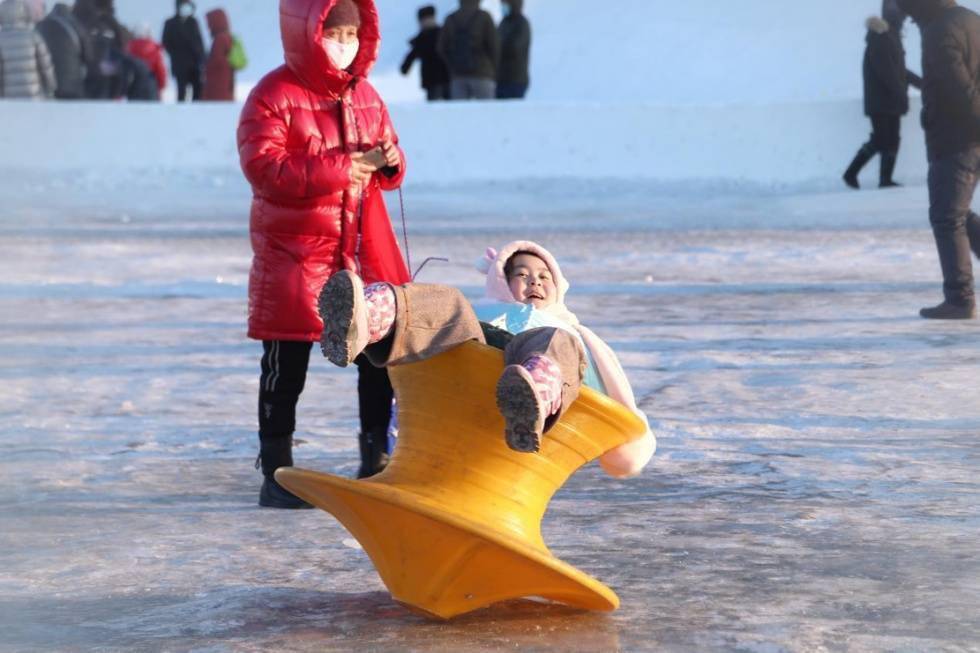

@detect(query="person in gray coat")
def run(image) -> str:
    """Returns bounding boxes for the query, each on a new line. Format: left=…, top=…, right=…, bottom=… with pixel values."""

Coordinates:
left=36, top=3, right=91, bottom=99
left=438, top=0, right=499, bottom=100
left=897, top=0, right=980, bottom=319
left=0, top=0, right=56, bottom=98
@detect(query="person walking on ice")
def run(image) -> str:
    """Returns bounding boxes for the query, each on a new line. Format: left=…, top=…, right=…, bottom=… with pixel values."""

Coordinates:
left=843, top=0, right=922, bottom=189
left=318, top=241, right=656, bottom=478
left=897, top=0, right=980, bottom=319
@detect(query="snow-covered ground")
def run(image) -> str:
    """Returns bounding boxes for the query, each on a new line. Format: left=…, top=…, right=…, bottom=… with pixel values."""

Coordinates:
left=112, top=0, right=980, bottom=104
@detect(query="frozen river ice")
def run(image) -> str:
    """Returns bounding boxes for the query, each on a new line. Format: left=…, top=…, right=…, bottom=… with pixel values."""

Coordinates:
left=0, top=181, right=978, bottom=652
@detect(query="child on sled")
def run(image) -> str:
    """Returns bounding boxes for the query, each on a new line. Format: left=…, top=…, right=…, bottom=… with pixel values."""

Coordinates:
left=318, top=241, right=656, bottom=478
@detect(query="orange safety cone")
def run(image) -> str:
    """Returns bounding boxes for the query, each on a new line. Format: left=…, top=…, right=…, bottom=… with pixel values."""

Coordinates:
left=276, top=341, right=647, bottom=619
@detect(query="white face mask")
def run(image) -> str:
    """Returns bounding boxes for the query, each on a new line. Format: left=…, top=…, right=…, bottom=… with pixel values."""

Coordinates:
left=323, top=38, right=359, bottom=70
left=178, top=3, right=193, bottom=18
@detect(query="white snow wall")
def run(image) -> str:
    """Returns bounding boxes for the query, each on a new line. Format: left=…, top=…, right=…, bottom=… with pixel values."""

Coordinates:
left=0, top=99, right=927, bottom=187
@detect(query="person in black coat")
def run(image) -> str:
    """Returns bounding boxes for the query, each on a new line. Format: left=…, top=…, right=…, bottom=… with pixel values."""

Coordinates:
left=72, top=0, right=131, bottom=99
left=843, top=3, right=922, bottom=189
left=400, top=5, right=450, bottom=101
left=496, top=0, right=530, bottom=99
left=897, top=0, right=980, bottom=319
left=36, top=2, right=91, bottom=99
left=162, top=0, right=205, bottom=102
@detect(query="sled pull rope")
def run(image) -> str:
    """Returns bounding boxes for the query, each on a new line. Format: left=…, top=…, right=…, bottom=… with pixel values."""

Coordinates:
left=398, top=187, right=412, bottom=276
left=398, top=188, right=449, bottom=280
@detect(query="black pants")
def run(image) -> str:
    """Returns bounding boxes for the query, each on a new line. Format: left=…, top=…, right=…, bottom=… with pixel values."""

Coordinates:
left=927, top=146, right=980, bottom=305
left=868, top=114, right=900, bottom=153
left=425, top=84, right=450, bottom=101
left=496, top=82, right=528, bottom=100
left=175, top=68, right=202, bottom=102
left=258, top=340, right=394, bottom=449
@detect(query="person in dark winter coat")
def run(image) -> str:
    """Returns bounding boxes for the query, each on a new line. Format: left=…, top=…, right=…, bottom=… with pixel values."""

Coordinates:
left=400, top=5, right=449, bottom=101
left=437, top=0, right=498, bottom=100
left=843, top=7, right=922, bottom=189
left=72, top=0, right=130, bottom=99
left=496, top=0, right=530, bottom=99
left=897, top=0, right=980, bottom=319
left=119, top=53, right=158, bottom=100
left=0, top=0, right=56, bottom=99
left=162, top=0, right=205, bottom=101
left=36, top=2, right=90, bottom=99
left=202, top=8, right=234, bottom=101
left=238, top=0, right=410, bottom=507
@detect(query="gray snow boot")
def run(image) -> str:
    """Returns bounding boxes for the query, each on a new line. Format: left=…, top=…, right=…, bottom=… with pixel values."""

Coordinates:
left=318, top=270, right=369, bottom=368
left=919, top=301, right=977, bottom=320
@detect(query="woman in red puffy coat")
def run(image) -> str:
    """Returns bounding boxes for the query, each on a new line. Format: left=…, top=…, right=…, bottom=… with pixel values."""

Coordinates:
left=238, top=0, right=410, bottom=508
left=202, top=8, right=233, bottom=101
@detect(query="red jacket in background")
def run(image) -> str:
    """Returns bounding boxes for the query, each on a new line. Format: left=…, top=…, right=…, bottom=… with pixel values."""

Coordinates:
left=203, top=8, right=234, bottom=101
left=237, top=0, right=409, bottom=342
left=126, top=37, right=167, bottom=92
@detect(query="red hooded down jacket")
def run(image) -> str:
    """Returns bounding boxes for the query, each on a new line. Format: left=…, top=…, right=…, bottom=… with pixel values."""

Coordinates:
left=203, top=8, right=234, bottom=101
left=238, top=0, right=409, bottom=342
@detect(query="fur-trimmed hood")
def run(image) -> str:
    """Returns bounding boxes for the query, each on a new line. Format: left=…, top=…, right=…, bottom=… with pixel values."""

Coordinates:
left=866, top=15, right=891, bottom=33
left=479, top=241, right=571, bottom=315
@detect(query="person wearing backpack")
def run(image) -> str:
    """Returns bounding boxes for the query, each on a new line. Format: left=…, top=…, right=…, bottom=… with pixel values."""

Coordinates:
left=437, top=0, right=498, bottom=100
left=203, top=7, right=234, bottom=101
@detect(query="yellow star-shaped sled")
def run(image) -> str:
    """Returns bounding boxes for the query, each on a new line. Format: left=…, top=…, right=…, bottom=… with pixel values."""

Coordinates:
left=277, top=341, right=646, bottom=619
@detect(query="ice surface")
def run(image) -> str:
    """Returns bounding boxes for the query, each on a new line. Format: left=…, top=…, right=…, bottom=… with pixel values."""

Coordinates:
left=1, top=174, right=979, bottom=651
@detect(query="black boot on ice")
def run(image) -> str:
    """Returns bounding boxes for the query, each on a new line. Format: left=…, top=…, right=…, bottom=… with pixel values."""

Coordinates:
left=879, top=151, right=901, bottom=188
left=256, top=435, right=313, bottom=509
left=843, top=144, right=875, bottom=189
left=356, top=429, right=390, bottom=479
left=919, top=300, right=977, bottom=320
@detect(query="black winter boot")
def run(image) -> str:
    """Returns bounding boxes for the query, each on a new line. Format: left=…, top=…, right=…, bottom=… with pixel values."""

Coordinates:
left=919, top=300, right=976, bottom=320
left=879, top=150, right=901, bottom=188
left=356, top=429, right=390, bottom=479
left=256, top=435, right=313, bottom=509
left=843, top=144, right=875, bottom=189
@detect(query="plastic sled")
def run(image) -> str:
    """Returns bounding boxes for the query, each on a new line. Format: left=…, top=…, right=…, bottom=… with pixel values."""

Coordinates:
left=276, top=340, right=647, bottom=619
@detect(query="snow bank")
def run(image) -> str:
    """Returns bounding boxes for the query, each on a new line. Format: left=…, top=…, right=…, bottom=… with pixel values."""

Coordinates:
left=0, top=98, right=927, bottom=188
left=111, top=0, right=980, bottom=104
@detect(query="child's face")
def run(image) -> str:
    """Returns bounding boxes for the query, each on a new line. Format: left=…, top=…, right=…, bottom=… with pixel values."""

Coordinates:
left=323, top=24, right=359, bottom=44
left=507, top=253, right=557, bottom=309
